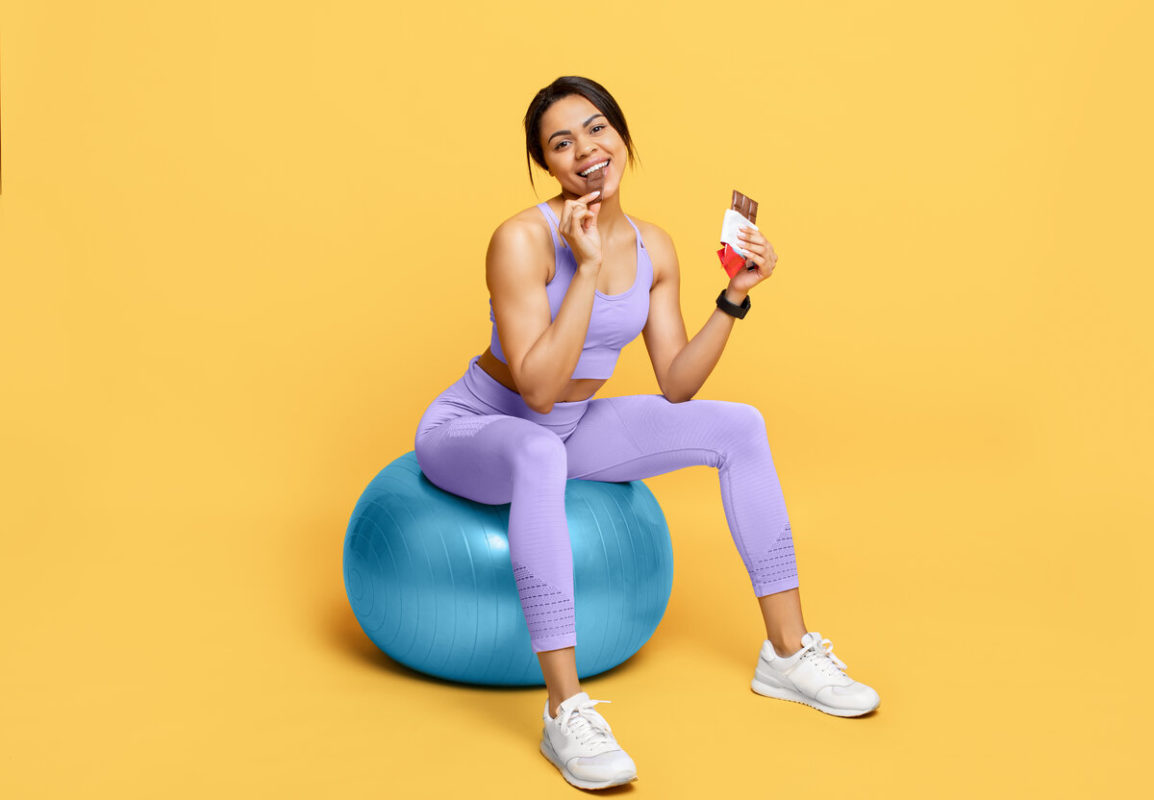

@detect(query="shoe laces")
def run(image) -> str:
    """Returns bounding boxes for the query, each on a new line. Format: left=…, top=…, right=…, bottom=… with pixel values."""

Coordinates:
left=799, top=633, right=848, bottom=678
left=556, top=696, right=615, bottom=749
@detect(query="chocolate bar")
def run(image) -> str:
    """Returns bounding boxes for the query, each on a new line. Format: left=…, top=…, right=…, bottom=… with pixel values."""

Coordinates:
left=717, top=189, right=759, bottom=277
left=586, top=160, right=606, bottom=202
left=731, top=190, right=758, bottom=224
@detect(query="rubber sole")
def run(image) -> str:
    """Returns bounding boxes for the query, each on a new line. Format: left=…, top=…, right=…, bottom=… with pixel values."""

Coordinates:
left=540, top=735, right=638, bottom=790
left=750, top=677, right=878, bottom=717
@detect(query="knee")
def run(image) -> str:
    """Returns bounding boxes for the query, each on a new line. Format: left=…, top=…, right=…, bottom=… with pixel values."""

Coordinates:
left=511, top=430, right=567, bottom=475
left=705, top=402, right=771, bottom=462
left=715, top=401, right=768, bottom=441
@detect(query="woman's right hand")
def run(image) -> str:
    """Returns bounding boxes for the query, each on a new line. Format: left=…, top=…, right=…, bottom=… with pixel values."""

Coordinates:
left=556, top=191, right=603, bottom=268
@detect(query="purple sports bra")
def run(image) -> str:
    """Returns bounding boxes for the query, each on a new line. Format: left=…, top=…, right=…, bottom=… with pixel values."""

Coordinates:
left=488, top=202, right=653, bottom=380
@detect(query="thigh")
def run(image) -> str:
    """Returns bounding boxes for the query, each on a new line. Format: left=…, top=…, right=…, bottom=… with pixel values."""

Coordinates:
left=416, top=412, right=562, bottom=505
left=564, top=394, right=765, bottom=481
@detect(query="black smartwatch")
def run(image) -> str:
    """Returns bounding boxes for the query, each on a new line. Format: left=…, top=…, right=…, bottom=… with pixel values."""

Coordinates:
left=716, top=290, right=751, bottom=319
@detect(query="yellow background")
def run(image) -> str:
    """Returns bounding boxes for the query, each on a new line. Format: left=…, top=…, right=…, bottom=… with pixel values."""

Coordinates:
left=2, top=0, right=1151, bottom=796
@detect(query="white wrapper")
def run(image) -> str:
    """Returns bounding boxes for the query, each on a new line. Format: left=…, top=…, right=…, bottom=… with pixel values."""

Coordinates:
left=719, top=208, right=759, bottom=258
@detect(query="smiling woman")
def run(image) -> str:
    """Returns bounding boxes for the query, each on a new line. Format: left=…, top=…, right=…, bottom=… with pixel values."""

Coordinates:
left=409, top=75, right=877, bottom=790
left=523, top=76, right=639, bottom=192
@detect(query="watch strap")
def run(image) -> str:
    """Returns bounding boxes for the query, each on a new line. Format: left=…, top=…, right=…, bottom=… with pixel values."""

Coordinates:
left=716, top=289, right=751, bottom=319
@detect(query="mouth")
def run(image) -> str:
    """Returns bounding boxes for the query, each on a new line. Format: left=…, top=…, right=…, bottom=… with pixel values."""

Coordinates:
left=578, top=159, right=610, bottom=179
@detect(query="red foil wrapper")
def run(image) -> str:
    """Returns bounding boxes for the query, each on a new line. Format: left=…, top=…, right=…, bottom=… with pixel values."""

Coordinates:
left=717, top=244, right=749, bottom=278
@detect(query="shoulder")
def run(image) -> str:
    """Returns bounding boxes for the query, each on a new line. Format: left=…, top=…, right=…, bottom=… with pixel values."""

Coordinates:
left=486, top=205, right=554, bottom=285
left=632, top=217, right=678, bottom=281
left=489, top=205, right=553, bottom=253
left=633, top=217, right=675, bottom=253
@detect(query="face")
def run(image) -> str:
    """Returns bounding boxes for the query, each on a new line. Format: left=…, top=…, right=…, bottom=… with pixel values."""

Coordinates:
left=539, top=94, right=627, bottom=200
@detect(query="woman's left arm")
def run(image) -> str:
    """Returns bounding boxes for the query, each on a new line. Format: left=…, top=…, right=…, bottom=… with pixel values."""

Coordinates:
left=642, top=223, right=778, bottom=403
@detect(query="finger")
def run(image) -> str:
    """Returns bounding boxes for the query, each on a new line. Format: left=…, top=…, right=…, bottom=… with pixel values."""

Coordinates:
left=576, top=190, right=602, bottom=204
left=572, top=206, right=591, bottom=234
left=558, top=213, right=577, bottom=248
left=561, top=203, right=581, bottom=236
left=561, top=197, right=593, bottom=232
left=583, top=206, right=598, bottom=232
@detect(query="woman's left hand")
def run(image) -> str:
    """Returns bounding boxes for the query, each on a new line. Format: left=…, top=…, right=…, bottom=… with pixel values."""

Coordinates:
left=727, top=226, right=778, bottom=294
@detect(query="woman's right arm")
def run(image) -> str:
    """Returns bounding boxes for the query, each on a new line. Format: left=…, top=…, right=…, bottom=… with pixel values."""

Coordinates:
left=487, top=196, right=603, bottom=414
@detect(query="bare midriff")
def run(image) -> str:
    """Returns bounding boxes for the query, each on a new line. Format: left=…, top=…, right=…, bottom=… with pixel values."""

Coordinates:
left=477, top=347, right=608, bottom=404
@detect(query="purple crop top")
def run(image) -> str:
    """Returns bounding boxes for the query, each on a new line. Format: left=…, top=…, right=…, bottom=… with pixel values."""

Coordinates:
left=488, top=202, right=653, bottom=380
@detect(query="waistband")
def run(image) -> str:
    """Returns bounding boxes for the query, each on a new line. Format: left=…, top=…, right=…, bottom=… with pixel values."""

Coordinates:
left=461, top=355, right=591, bottom=429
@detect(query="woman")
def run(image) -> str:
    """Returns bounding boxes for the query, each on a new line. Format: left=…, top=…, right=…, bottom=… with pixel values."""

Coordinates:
left=414, top=76, right=879, bottom=790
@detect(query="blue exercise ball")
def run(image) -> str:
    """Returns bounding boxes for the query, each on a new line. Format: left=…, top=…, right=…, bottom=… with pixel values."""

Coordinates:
left=343, top=451, right=674, bottom=686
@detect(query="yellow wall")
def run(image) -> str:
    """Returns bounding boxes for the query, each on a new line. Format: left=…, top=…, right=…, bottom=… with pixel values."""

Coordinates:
left=2, top=1, right=1151, bottom=796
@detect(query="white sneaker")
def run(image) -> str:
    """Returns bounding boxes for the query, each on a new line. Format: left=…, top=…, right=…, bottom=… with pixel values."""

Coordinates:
left=751, top=631, right=880, bottom=717
left=540, top=691, right=638, bottom=790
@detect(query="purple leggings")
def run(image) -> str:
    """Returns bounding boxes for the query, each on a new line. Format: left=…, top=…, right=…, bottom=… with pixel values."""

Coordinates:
left=414, top=356, right=800, bottom=653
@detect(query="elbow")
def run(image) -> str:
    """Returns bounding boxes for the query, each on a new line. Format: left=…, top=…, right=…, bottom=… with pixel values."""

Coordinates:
left=522, top=391, right=554, bottom=415
left=658, top=365, right=693, bottom=404
left=509, top=369, right=553, bottom=414
left=527, top=400, right=554, bottom=415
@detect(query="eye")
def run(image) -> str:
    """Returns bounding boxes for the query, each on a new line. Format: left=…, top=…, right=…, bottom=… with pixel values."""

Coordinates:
left=552, top=124, right=606, bottom=151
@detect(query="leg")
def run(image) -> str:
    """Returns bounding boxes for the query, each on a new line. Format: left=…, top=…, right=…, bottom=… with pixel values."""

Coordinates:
left=563, top=395, right=806, bottom=652
left=415, top=413, right=580, bottom=659
left=758, top=589, right=808, bottom=657
left=538, top=647, right=579, bottom=717
left=416, top=382, right=637, bottom=786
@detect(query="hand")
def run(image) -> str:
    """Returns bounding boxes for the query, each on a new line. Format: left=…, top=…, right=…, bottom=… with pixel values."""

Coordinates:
left=556, top=191, right=603, bottom=268
left=728, top=225, right=778, bottom=295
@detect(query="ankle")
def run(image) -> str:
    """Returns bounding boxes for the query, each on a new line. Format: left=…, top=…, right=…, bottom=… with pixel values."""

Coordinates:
left=766, top=630, right=806, bottom=657
left=548, top=688, right=582, bottom=718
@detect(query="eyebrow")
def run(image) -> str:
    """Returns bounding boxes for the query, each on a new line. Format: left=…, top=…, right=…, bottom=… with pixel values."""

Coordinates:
left=547, top=114, right=607, bottom=144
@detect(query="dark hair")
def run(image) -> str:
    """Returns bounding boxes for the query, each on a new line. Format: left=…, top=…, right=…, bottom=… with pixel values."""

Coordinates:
left=523, top=76, right=639, bottom=191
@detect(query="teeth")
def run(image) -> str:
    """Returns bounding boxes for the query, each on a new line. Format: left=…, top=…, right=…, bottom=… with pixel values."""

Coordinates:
left=579, top=160, right=609, bottom=177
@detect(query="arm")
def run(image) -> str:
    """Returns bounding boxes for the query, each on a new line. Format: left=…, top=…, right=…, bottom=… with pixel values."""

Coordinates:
left=486, top=219, right=601, bottom=414
left=641, top=223, right=777, bottom=403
